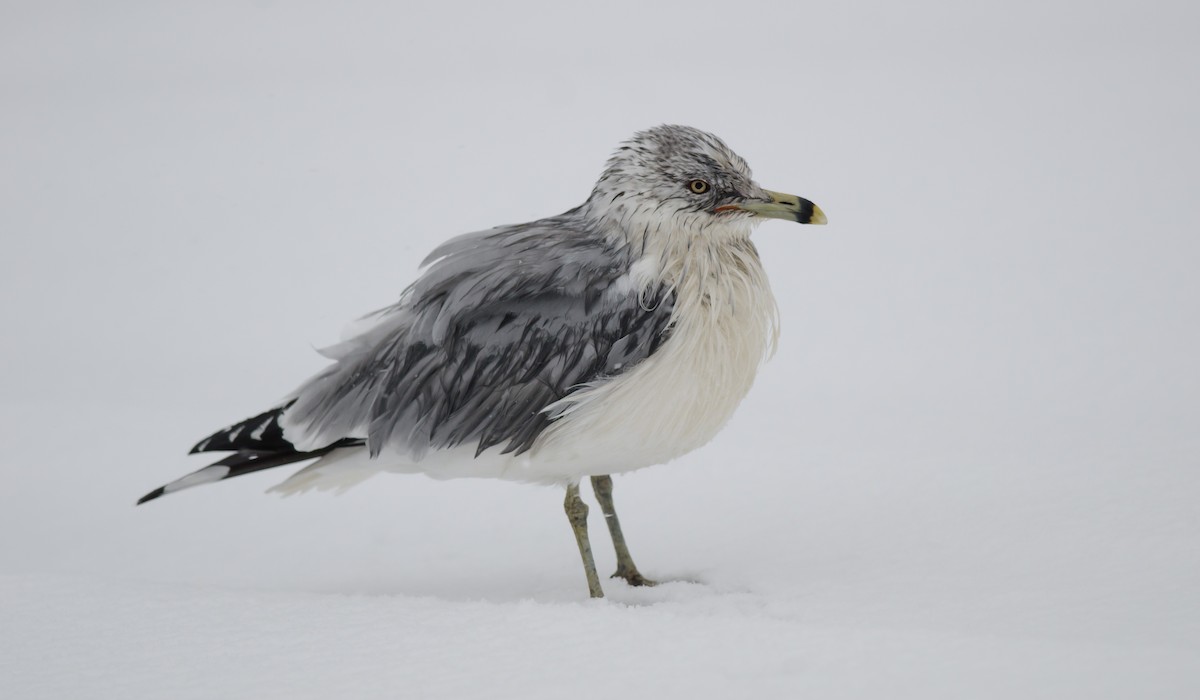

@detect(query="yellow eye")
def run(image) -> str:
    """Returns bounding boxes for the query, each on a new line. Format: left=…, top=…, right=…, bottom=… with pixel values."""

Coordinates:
left=687, top=179, right=710, bottom=194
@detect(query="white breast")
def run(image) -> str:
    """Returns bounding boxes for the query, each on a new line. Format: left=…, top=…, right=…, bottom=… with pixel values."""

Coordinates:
left=526, top=236, right=779, bottom=480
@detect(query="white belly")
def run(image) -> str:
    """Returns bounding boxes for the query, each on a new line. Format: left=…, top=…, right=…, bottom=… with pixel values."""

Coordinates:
left=531, top=294, right=775, bottom=477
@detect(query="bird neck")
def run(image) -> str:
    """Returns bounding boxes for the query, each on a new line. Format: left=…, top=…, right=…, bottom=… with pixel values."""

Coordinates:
left=611, top=217, right=780, bottom=362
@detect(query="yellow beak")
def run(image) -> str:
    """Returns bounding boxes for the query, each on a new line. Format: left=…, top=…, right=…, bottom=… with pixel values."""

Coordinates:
left=729, top=189, right=827, bottom=224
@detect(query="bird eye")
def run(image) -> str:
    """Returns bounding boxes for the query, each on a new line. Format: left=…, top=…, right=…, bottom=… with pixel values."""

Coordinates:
left=687, top=179, right=710, bottom=194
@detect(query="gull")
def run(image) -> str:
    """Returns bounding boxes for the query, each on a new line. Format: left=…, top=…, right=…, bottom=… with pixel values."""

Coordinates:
left=138, top=125, right=826, bottom=598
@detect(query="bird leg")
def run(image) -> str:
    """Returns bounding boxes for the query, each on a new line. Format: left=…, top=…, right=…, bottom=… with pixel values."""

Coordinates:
left=590, top=475, right=656, bottom=587
left=564, top=483, right=605, bottom=599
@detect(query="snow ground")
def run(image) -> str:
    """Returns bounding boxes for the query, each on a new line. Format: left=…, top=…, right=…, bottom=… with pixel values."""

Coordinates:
left=5, top=575, right=1196, bottom=700
left=2, top=1, right=1198, bottom=698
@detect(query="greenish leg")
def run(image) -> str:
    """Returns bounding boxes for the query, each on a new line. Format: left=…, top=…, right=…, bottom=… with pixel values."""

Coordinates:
left=590, top=475, right=657, bottom=587
left=564, top=483, right=605, bottom=599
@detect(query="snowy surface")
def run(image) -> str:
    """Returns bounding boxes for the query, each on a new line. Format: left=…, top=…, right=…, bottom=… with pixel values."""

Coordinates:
left=2, top=1, right=1198, bottom=698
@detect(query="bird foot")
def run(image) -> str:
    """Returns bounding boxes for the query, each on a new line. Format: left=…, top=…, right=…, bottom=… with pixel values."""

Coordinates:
left=612, top=568, right=657, bottom=587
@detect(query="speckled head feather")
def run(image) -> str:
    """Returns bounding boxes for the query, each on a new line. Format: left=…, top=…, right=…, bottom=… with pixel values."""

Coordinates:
left=585, top=125, right=772, bottom=236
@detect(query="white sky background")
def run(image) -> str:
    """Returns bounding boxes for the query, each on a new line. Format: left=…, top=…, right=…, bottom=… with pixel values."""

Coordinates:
left=1, top=1, right=1198, bottom=698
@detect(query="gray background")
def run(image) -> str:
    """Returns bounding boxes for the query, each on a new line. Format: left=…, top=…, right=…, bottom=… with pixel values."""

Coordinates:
left=2, top=1, right=1197, bottom=697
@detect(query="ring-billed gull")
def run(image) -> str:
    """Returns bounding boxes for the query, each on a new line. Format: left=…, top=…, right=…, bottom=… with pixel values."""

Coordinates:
left=138, top=125, right=827, bottom=598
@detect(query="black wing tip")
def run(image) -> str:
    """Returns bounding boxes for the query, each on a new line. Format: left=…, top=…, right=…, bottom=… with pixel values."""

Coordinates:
left=136, top=487, right=166, bottom=506
left=189, top=404, right=296, bottom=455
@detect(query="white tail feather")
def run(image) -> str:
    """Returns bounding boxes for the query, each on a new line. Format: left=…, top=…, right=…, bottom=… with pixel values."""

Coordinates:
left=268, top=447, right=379, bottom=497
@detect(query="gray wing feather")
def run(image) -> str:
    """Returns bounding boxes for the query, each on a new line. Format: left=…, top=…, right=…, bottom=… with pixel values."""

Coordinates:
left=280, top=213, right=674, bottom=459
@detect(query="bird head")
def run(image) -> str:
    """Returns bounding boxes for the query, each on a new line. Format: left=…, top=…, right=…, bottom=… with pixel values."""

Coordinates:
left=586, top=125, right=826, bottom=242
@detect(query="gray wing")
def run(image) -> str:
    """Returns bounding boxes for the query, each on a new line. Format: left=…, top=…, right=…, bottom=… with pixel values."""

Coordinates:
left=279, top=213, right=675, bottom=459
